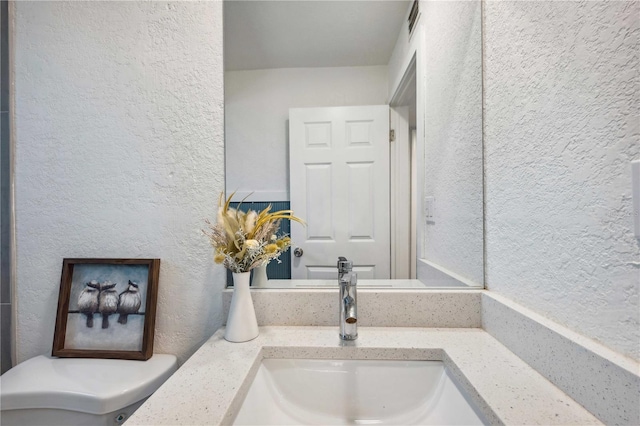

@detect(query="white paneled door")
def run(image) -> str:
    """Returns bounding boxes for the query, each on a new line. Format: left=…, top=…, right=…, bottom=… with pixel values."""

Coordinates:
left=289, top=106, right=390, bottom=279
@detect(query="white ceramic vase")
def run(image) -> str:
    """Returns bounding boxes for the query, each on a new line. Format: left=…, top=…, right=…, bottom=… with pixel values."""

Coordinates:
left=252, top=264, right=269, bottom=287
left=225, top=272, right=259, bottom=343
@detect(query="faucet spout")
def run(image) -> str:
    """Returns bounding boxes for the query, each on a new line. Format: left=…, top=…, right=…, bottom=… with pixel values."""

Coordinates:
left=338, top=257, right=358, bottom=340
left=343, top=295, right=357, bottom=324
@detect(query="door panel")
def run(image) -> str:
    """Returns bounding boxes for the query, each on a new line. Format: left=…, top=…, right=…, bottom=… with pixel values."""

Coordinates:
left=306, top=265, right=376, bottom=280
left=305, top=163, right=334, bottom=240
left=347, top=162, right=375, bottom=240
left=290, top=105, right=390, bottom=279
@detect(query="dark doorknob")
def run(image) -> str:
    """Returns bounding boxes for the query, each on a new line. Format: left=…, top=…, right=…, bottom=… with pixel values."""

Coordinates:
left=293, top=247, right=303, bottom=257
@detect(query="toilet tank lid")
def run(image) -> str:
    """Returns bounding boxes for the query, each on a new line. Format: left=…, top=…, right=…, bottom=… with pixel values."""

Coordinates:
left=0, top=354, right=178, bottom=415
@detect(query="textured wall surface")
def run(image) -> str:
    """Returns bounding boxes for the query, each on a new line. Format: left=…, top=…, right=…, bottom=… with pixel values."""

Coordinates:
left=484, top=1, right=640, bottom=361
left=14, top=1, right=225, bottom=364
left=422, top=1, right=483, bottom=285
left=225, top=66, right=388, bottom=199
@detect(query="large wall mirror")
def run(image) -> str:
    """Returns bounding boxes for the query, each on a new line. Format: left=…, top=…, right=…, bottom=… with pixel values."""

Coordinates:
left=224, top=0, right=483, bottom=289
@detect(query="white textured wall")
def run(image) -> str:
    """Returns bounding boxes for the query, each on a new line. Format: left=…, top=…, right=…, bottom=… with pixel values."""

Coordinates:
left=484, top=1, right=640, bottom=361
left=225, top=66, right=388, bottom=199
left=14, top=1, right=225, bottom=364
left=422, top=1, right=483, bottom=285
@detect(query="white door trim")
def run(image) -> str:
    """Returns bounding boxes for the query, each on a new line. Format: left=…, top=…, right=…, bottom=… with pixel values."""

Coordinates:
left=389, top=106, right=411, bottom=279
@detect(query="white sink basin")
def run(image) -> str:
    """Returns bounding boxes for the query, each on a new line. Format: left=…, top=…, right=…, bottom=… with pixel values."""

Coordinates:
left=233, top=359, right=486, bottom=425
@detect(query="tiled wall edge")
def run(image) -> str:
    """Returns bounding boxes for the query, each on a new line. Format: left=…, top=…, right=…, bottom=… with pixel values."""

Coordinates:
left=481, top=291, right=640, bottom=425
left=223, top=289, right=483, bottom=328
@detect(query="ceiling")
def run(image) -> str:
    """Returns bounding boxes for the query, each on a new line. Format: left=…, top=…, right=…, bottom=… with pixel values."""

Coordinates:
left=224, top=0, right=411, bottom=71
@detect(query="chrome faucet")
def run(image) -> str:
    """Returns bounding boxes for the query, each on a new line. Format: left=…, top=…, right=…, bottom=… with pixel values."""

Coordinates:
left=338, top=257, right=357, bottom=340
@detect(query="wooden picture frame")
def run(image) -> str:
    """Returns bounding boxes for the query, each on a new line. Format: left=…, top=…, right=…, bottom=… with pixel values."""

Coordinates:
left=52, top=258, right=160, bottom=360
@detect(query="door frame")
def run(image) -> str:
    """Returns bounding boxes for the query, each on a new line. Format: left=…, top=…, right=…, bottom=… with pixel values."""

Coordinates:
left=389, top=54, right=418, bottom=279
left=389, top=106, right=411, bottom=279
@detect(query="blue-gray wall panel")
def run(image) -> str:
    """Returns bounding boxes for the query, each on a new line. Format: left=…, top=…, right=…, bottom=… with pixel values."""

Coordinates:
left=226, top=201, right=291, bottom=286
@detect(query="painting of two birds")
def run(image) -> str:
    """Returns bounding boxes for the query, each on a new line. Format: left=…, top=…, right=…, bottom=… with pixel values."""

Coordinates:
left=52, top=258, right=160, bottom=360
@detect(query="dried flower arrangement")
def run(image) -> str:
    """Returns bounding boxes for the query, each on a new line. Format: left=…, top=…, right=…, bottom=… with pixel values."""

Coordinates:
left=203, top=193, right=304, bottom=273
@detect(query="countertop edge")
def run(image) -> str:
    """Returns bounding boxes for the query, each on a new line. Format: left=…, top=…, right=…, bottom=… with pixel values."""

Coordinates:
left=126, top=326, right=601, bottom=426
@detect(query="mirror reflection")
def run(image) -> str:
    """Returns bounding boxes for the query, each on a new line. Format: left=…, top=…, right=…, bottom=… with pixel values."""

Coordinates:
left=224, top=0, right=483, bottom=289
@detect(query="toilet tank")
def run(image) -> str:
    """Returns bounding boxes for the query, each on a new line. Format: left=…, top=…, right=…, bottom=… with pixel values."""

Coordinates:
left=0, top=354, right=178, bottom=426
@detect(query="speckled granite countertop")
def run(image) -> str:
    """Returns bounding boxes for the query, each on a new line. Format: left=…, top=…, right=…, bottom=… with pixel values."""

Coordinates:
left=126, top=327, right=601, bottom=426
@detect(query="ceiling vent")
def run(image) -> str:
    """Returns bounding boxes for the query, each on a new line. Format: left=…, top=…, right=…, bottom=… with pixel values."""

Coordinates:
left=408, top=0, right=419, bottom=35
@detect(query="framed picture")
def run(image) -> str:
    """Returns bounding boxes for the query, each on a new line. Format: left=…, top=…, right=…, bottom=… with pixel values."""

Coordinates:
left=52, top=258, right=160, bottom=360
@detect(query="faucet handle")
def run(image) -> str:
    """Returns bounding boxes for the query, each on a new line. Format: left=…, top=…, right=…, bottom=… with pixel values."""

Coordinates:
left=337, top=257, right=352, bottom=272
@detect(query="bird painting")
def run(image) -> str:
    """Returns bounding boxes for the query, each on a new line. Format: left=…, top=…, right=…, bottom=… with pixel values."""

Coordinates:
left=77, top=280, right=100, bottom=328
left=117, top=280, right=142, bottom=325
left=98, top=281, right=119, bottom=329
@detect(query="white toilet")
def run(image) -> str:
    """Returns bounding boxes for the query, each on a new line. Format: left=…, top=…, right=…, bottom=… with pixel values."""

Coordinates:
left=0, top=354, right=178, bottom=426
